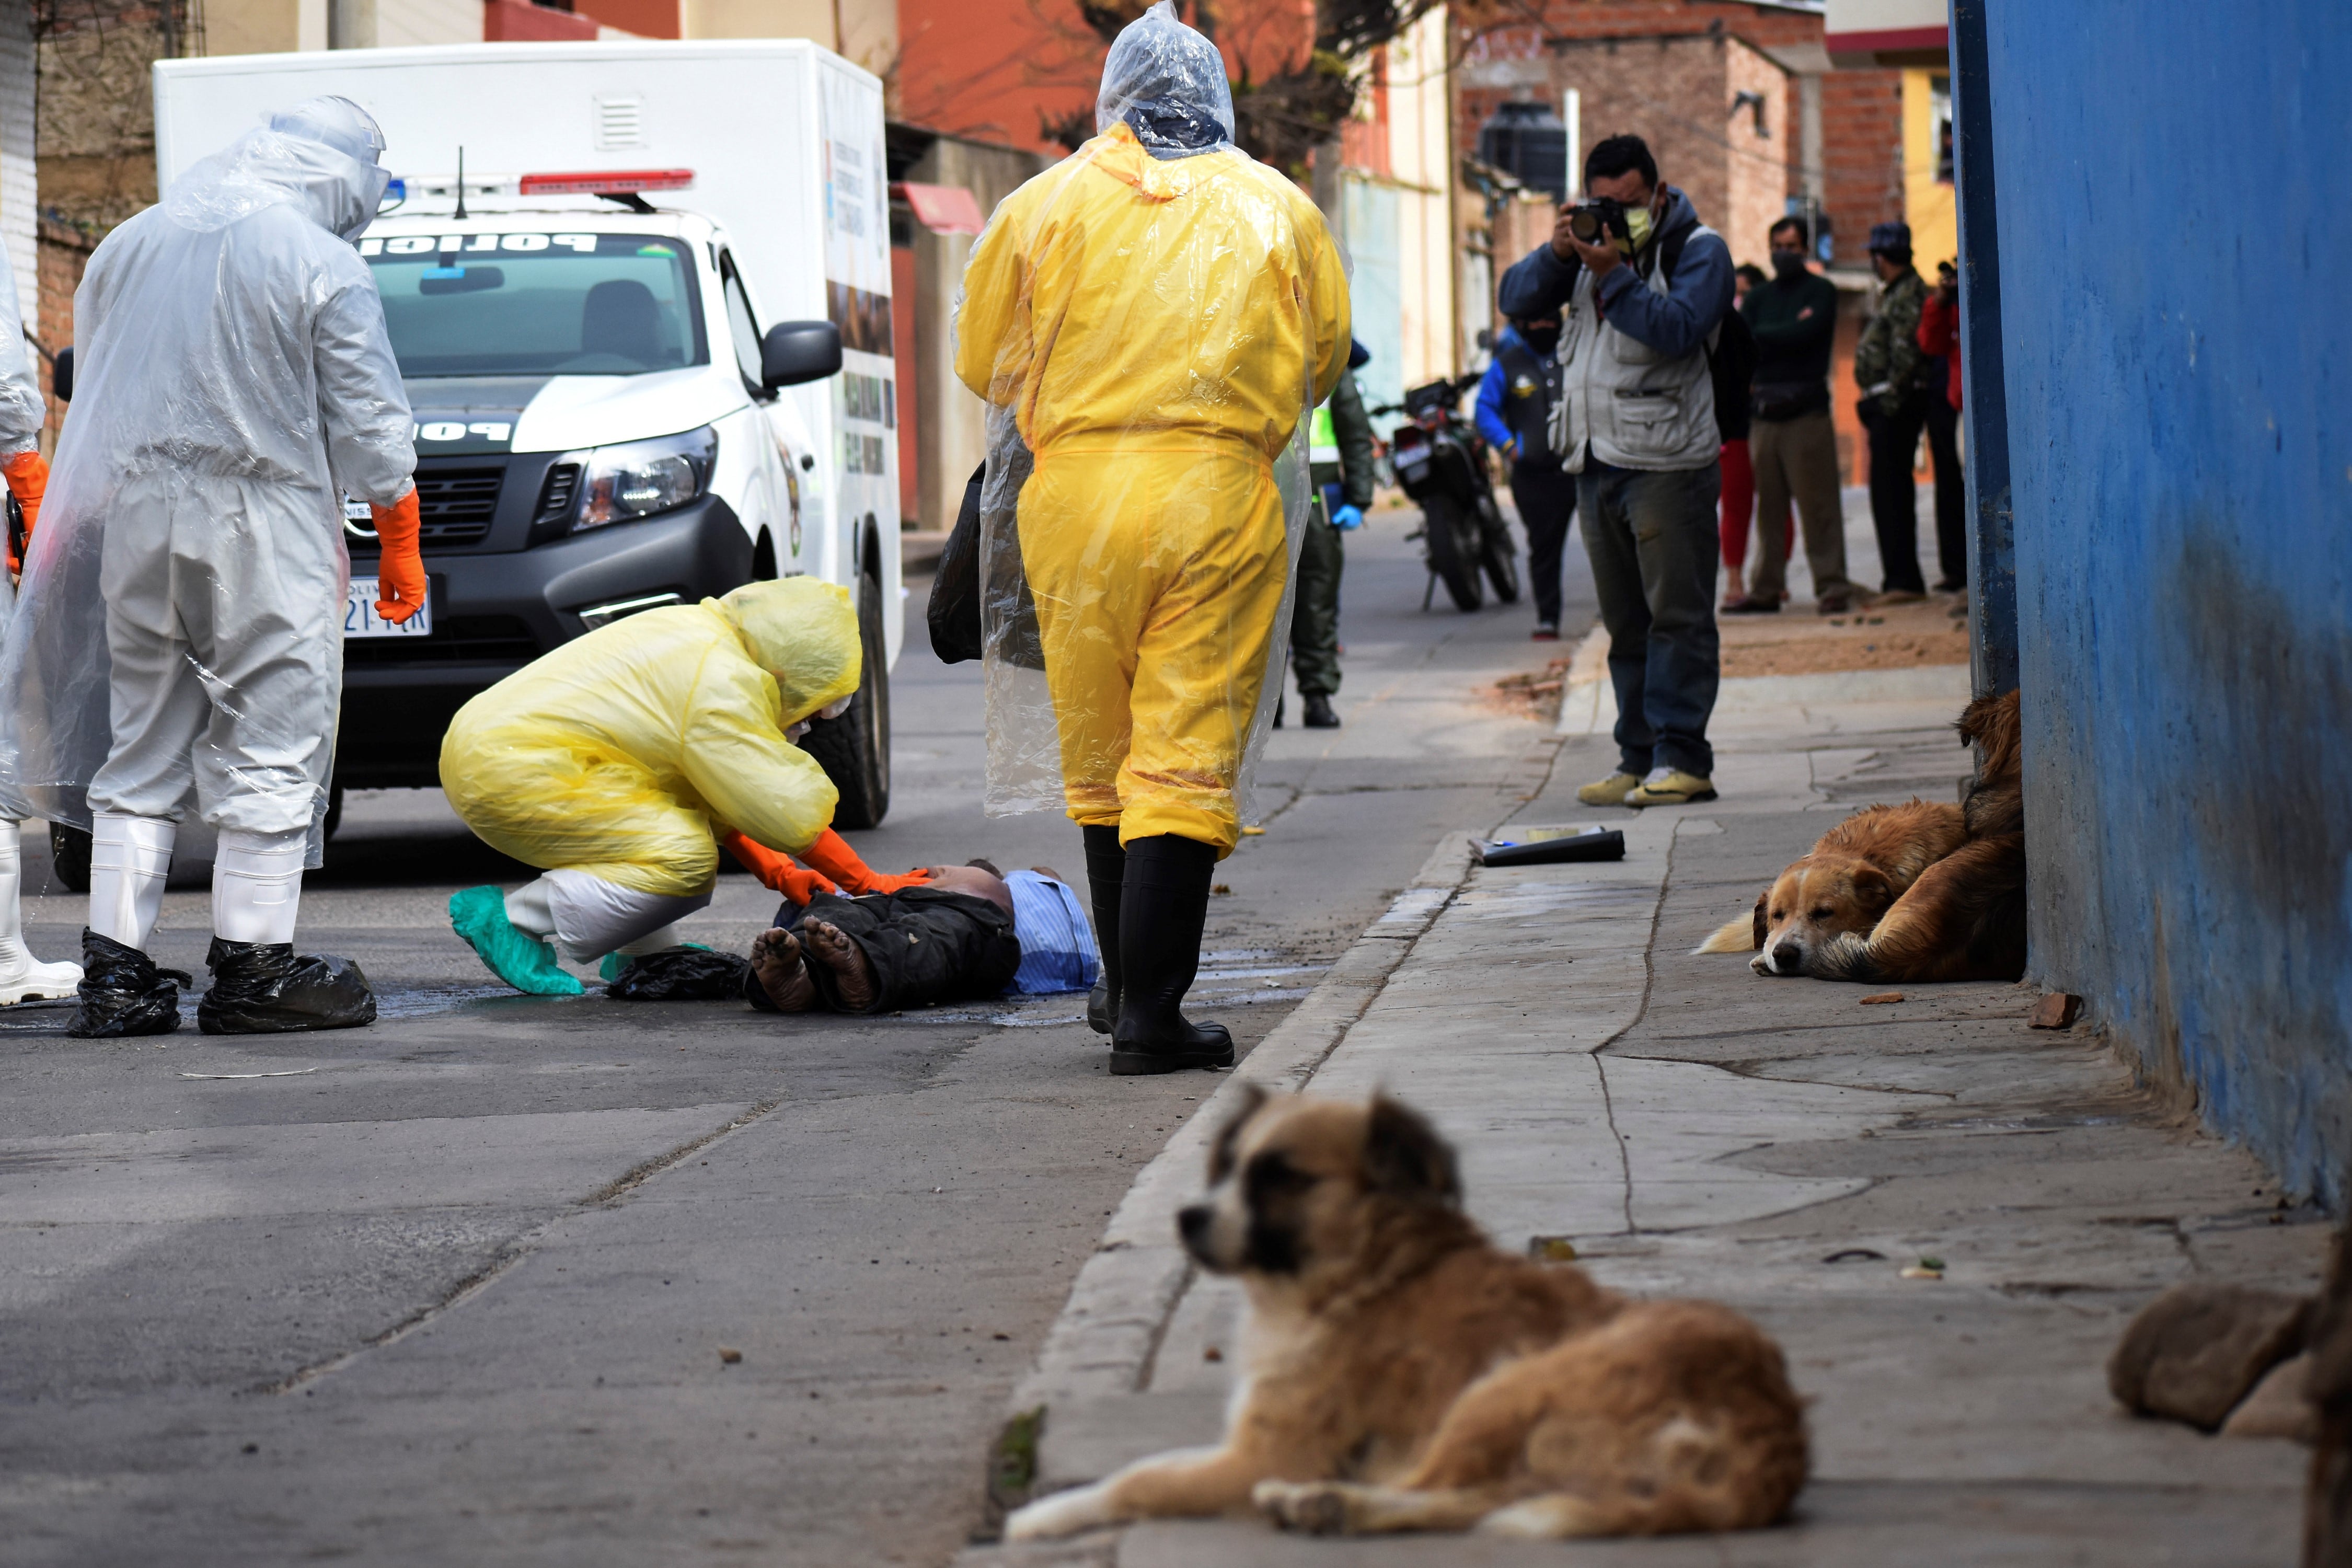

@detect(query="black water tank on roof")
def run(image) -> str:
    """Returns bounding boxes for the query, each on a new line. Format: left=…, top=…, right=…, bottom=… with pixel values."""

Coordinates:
left=1477, top=100, right=1568, bottom=204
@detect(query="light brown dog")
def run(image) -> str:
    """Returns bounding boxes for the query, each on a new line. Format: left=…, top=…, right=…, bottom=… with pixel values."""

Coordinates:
left=1003, top=1089, right=1808, bottom=1541
left=1697, top=690, right=2026, bottom=982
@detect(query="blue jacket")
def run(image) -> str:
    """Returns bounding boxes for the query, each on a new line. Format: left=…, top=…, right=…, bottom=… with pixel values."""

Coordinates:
left=1495, top=186, right=1732, bottom=361
left=1473, top=324, right=1561, bottom=465
left=1473, top=326, right=1521, bottom=451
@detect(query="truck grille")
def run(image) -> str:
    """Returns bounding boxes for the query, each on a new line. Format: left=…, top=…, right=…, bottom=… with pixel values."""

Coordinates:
left=417, top=467, right=503, bottom=545
left=343, top=614, right=539, bottom=666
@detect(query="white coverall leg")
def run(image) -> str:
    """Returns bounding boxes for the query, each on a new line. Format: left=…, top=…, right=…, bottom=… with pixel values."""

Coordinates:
left=86, top=469, right=346, bottom=951
left=503, top=872, right=714, bottom=966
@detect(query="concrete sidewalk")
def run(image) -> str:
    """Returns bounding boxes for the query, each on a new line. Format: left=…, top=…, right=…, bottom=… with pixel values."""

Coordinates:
left=964, top=668, right=2323, bottom=1566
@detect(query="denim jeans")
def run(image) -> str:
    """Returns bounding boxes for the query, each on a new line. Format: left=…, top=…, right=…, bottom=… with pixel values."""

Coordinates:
left=1577, top=460, right=1722, bottom=778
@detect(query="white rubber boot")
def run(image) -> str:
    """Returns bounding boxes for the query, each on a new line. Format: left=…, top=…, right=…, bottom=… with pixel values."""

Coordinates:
left=89, top=812, right=177, bottom=953
left=213, top=826, right=307, bottom=946
left=0, top=821, right=80, bottom=1002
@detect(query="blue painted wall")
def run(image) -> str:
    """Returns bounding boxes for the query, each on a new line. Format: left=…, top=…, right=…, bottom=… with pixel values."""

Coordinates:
left=1988, top=4, right=2351, bottom=1200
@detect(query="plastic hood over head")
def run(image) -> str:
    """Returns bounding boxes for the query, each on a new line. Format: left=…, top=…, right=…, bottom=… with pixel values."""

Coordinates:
left=1096, top=1, right=1234, bottom=160
left=168, top=96, right=390, bottom=243
left=717, top=578, right=861, bottom=727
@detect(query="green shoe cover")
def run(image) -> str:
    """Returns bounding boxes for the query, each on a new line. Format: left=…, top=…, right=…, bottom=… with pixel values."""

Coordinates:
left=449, top=886, right=583, bottom=996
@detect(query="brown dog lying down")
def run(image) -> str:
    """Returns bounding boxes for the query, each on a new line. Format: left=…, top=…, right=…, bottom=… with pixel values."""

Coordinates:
left=1696, top=690, right=2025, bottom=982
left=1004, top=1089, right=1807, bottom=1541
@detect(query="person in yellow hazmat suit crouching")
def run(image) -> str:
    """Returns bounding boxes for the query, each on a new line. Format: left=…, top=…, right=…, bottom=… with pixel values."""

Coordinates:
left=953, top=0, right=1349, bottom=1075
left=439, top=578, right=930, bottom=996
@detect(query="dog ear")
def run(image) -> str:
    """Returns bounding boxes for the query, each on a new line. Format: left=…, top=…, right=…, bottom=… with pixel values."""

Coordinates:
left=1363, top=1095, right=1461, bottom=1206
left=1851, top=864, right=1896, bottom=915
left=1751, top=890, right=1769, bottom=951
left=1207, top=1082, right=1267, bottom=1184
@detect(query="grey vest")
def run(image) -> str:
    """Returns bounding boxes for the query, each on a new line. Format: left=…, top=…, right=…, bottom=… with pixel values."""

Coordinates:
left=1547, top=232, right=1722, bottom=473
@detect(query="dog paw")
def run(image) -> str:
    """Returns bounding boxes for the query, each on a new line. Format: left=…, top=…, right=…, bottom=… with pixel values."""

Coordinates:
left=1253, top=1480, right=1353, bottom=1536
left=1004, top=1482, right=1110, bottom=1541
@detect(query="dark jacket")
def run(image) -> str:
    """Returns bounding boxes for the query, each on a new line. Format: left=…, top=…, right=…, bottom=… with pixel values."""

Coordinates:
left=1740, top=267, right=1838, bottom=419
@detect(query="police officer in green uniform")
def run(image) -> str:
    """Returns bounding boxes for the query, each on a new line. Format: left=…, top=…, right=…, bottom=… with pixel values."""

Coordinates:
left=1285, top=339, right=1376, bottom=729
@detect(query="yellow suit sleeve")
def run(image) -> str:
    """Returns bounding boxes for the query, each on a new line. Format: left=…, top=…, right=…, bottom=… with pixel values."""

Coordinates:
left=1302, top=205, right=1353, bottom=407
left=676, top=657, right=840, bottom=857
left=954, top=200, right=1031, bottom=408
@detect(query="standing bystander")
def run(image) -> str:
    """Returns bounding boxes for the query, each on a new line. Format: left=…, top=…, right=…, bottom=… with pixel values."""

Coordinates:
left=1853, top=221, right=1941, bottom=603
left=1915, top=259, right=1968, bottom=591
left=1473, top=316, right=1575, bottom=639
left=1738, top=216, right=1855, bottom=615
left=1498, top=133, right=1734, bottom=809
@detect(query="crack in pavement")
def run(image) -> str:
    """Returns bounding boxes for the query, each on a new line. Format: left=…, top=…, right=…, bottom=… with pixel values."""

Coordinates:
left=258, top=1096, right=787, bottom=1397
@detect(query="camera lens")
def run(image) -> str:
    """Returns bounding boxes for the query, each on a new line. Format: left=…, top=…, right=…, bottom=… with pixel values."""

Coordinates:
left=1569, top=209, right=1599, bottom=242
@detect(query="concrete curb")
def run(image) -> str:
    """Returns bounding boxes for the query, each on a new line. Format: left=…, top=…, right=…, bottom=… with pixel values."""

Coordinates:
left=1005, top=830, right=1478, bottom=1416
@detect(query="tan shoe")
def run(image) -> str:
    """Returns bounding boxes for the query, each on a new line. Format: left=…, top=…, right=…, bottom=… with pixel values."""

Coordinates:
left=1628, top=769, right=1717, bottom=807
left=1575, top=771, right=1642, bottom=807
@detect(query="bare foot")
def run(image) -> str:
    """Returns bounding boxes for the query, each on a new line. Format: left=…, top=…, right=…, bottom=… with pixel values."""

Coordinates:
left=800, top=919, right=878, bottom=1011
left=750, top=927, right=815, bottom=1011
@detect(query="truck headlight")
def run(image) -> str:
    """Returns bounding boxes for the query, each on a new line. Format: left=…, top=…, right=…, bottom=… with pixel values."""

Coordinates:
left=574, top=426, right=717, bottom=531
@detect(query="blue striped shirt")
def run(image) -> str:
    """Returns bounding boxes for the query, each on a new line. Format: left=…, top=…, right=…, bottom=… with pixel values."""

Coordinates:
left=1004, top=871, right=1100, bottom=995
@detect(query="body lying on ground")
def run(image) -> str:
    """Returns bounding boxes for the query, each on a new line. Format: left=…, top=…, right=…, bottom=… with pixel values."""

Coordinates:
left=1005, top=1088, right=1807, bottom=1541
left=1697, top=690, right=2025, bottom=982
left=731, top=850, right=1098, bottom=1015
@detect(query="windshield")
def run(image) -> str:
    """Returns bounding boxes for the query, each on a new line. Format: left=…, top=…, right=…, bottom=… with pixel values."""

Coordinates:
left=363, top=230, right=709, bottom=376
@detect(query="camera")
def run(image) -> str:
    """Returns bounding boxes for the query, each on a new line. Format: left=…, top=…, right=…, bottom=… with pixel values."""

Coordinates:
left=1564, top=197, right=1630, bottom=248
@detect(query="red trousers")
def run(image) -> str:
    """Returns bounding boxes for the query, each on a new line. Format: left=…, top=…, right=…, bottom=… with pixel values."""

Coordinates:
left=1717, top=439, right=1793, bottom=573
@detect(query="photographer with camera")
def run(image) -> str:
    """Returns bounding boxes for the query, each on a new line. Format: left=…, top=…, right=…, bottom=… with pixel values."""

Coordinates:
left=1497, top=133, right=1735, bottom=810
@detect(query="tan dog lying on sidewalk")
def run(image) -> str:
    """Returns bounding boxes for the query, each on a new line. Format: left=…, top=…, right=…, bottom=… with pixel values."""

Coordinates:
left=1696, top=690, right=2026, bottom=983
left=1003, top=1088, right=1807, bottom=1542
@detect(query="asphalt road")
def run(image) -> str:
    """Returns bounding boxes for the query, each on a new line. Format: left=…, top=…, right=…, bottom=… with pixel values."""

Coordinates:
left=0, top=500, right=1590, bottom=1566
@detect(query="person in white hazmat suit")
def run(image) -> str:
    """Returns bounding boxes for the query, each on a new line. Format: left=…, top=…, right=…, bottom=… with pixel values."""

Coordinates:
left=0, top=248, right=85, bottom=1006
left=0, top=97, right=423, bottom=1038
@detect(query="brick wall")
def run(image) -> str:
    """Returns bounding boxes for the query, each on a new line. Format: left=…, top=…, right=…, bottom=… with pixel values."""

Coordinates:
left=1457, top=1, right=1905, bottom=267
left=34, top=213, right=89, bottom=445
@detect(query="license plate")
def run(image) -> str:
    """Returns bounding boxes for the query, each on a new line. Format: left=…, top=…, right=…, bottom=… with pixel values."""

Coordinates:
left=345, top=578, right=432, bottom=639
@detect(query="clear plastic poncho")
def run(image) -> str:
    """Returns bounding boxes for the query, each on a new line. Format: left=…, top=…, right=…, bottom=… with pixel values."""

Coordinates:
left=950, top=3, right=1350, bottom=848
left=0, top=247, right=44, bottom=462
left=0, top=98, right=414, bottom=858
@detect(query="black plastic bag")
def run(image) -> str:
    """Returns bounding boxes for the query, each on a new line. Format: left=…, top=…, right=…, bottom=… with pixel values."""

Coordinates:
left=927, top=462, right=987, bottom=664
left=607, top=947, right=751, bottom=1001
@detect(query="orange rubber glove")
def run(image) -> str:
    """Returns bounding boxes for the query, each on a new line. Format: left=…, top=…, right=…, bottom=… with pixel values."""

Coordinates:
left=370, top=488, right=426, bottom=624
left=800, top=826, right=935, bottom=895
left=3, top=450, right=47, bottom=546
left=723, top=831, right=838, bottom=906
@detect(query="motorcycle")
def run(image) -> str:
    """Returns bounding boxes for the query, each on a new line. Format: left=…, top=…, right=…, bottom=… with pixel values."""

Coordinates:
left=1379, top=376, right=1518, bottom=612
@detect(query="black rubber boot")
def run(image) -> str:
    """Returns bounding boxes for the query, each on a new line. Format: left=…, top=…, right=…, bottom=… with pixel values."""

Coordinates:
left=197, top=939, right=377, bottom=1035
left=1301, top=692, right=1340, bottom=729
left=1082, top=825, right=1124, bottom=1035
left=1110, top=834, right=1233, bottom=1075
left=68, top=929, right=183, bottom=1038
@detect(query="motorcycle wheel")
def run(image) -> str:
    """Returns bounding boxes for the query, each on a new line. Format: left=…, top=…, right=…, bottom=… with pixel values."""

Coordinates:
left=1479, top=501, right=1521, bottom=604
left=1422, top=493, right=1484, bottom=612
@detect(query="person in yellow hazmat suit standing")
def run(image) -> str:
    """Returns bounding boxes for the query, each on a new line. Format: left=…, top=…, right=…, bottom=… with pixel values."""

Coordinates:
left=439, top=578, right=931, bottom=996
left=953, top=1, right=1350, bottom=1075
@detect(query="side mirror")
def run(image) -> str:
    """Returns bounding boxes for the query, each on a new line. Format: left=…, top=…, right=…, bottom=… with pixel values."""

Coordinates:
left=760, top=321, right=841, bottom=390
left=51, top=345, right=72, bottom=403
